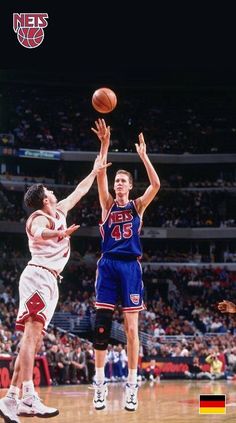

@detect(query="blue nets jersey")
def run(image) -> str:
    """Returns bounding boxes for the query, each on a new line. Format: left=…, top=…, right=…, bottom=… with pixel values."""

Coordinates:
left=99, top=200, right=143, bottom=258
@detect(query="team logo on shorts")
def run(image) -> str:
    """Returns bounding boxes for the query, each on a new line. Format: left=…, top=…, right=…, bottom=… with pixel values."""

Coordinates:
left=130, top=294, right=140, bottom=305
left=13, top=13, right=49, bottom=49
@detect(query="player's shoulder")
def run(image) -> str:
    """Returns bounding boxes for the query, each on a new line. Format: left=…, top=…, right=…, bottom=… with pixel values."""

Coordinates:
left=26, top=209, right=49, bottom=232
left=27, top=209, right=45, bottom=221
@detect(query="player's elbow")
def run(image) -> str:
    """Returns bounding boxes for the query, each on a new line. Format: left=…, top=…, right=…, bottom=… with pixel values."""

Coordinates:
left=153, top=179, right=161, bottom=192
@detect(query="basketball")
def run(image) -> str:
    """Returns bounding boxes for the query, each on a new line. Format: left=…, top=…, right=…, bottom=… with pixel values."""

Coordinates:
left=92, top=87, right=117, bottom=114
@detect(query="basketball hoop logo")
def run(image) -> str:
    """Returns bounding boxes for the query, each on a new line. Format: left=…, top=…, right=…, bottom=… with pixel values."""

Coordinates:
left=13, top=13, right=49, bottom=49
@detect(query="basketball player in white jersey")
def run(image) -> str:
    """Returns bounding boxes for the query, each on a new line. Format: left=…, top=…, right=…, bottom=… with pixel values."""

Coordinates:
left=0, top=155, right=111, bottom=423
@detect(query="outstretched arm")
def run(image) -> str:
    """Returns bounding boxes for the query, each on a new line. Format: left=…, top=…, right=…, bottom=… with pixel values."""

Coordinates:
left=91, top=119, right=113, bottom=218
left=31, top=216, right=79, bottom=240
left=135, top=133, right=161, bottom=215
left=218, top=300, right=236, bottom=313
left=57, top=155, right=111, bottom=215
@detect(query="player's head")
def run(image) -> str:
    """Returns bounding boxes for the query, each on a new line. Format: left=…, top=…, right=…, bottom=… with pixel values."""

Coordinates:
left=114, top=170, right=133, bottom=196
left=24, top=184, right=57, bottom=209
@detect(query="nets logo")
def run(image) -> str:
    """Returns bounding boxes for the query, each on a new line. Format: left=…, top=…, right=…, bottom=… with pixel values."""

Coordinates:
left=13, top=13, right=49, bottom=49
left=130, top=294, right=140, bottom=305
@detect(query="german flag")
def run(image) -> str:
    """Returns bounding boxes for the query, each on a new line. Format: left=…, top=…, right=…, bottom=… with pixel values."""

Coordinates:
left=199, top=395, right=226, bottom=414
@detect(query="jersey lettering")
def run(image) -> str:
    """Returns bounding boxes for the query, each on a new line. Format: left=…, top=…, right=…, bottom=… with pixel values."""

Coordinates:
left=108, top=210, right=133, bottom=227
left=100, top=201, right=142, bottom=257
left=111, top=225, right=122, bottom=240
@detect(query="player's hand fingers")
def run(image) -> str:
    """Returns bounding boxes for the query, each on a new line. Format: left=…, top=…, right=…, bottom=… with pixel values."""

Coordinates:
left=68, top=225, right=80, bottom=234
left=139, top=132, right=145, bottom=144
left=103, top=162, right=112, bottom=168
left=97, top=162, right=112, bottom=172
left=68, top=223, right=79, bottom=230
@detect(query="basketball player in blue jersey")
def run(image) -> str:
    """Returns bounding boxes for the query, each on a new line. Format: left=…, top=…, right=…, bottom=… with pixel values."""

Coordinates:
left=91, top=118, right=160, bottom=411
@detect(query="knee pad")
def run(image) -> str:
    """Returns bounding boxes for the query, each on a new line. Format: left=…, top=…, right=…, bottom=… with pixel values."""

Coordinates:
left=93, top=309, right=113, bottom=350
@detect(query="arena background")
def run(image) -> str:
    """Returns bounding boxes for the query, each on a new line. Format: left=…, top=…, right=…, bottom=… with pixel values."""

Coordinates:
left=1, top=3, right=236, bottom=422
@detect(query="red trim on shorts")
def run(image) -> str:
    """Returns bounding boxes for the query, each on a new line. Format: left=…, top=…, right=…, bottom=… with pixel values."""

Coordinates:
left=95, top=302, right=115, bottom=310
left=16, top=316, right=46, bottom=334
left=16, top=313, right=46, bottom=326
left=15, top=323, right=25, bottom=331
left=122, top=304, right=145, bottom=312
left=16, top=323, right=46, bottom=335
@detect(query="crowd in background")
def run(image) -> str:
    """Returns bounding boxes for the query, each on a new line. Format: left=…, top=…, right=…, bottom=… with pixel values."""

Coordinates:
left=0, top=80, right=236, bottom=385
left=0, top=184, right=235, bottom=228
left=1, top=244, right=236, bottom=384
left=1, top=83, right=236, bottom=154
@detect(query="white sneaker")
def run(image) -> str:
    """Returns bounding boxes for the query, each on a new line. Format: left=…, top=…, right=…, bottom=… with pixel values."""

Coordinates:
left=93, top=382, right=108, bottom=410
left=0, top=396, right=20, bottom=423
left=125, top=383, right=138, bottom=411
left=17, top=394, right=59, bottom=417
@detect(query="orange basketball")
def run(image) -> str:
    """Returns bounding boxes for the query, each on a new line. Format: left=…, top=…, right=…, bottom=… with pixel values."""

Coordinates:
left=92, top=87, right=117, bottom=114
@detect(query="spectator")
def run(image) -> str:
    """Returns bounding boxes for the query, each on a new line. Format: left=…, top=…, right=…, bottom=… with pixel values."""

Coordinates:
left=46, top=344, right=60, bottom=385
left=205, top=351, right=225, bottom=379
left=184, top=356, right=212, bottom=380
left=144, top=359, right=161, bottom=382
left=70, top=345, right=88, bottom=384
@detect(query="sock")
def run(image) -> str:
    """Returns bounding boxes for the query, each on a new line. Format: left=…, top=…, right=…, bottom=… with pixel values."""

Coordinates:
left=22, top=380, right=34, bottom=398
left=127, top=369, right=137, bottom=386
left=6, top=385, right=20, bottom=399
left=95, top=367, right=105, bottom=385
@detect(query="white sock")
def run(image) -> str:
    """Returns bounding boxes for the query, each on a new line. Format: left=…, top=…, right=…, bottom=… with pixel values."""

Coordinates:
left=22, top=380, right=35, bottom=398
left=95, top=367, right=105, bottom=385
left=6, top=385, right=20, bottom=399
left=127, top=369, right=137, bottom=386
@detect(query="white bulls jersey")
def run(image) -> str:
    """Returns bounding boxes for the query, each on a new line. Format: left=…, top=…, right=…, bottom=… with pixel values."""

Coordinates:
left=26, top=208, right=70, bottom=274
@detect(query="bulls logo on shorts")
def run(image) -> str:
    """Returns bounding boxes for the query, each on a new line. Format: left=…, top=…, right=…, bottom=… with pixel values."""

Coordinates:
left=26, top=291, right=46, bottom=314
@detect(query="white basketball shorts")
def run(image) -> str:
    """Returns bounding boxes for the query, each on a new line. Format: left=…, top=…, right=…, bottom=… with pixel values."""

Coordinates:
left=16, top=265, right=59, bottom=334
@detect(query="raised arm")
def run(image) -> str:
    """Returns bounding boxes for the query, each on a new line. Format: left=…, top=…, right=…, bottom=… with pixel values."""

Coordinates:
left=57, top=155, right=111, bottom=215
left=135, top=132, right=161, bottom=216
left=91, top=119, right=113, bottom=218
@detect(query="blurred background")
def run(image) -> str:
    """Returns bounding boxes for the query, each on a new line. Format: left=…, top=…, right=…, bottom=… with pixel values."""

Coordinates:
left=0, top=68, right=236, bottom=386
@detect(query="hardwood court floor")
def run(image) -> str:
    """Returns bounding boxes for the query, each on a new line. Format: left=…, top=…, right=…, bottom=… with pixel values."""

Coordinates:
left=1, top=380, right=236, bottom=423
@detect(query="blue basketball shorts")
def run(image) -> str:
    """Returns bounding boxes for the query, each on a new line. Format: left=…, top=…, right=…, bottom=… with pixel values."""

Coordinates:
left=95, top=256, right=145, bottom=312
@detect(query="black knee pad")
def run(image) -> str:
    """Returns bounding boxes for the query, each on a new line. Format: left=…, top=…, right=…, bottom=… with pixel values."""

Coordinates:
left=93, top=309, right=113, bottom=350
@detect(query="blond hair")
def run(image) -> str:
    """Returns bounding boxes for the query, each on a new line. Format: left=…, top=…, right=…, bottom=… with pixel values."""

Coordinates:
left=115, top=169, right=133, bottom=185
